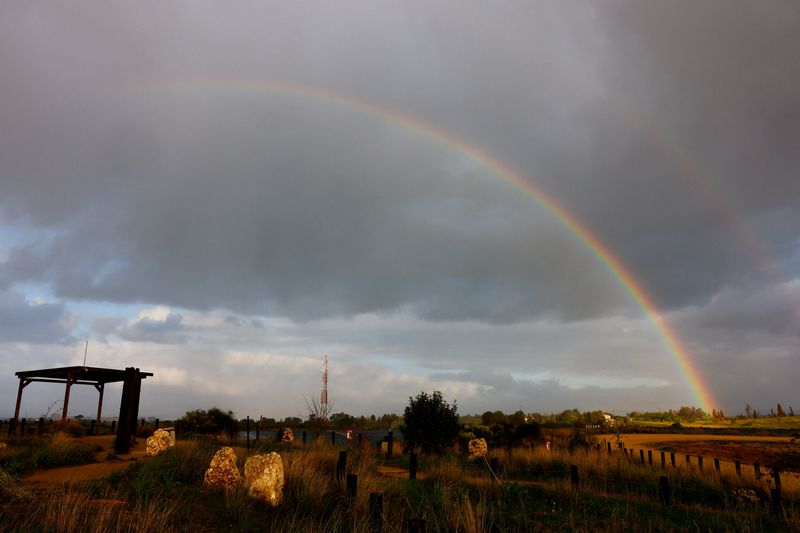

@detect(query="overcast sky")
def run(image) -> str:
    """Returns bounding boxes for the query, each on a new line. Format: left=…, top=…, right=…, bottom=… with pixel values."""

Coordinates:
left=1, top=1, right=798, bottom=420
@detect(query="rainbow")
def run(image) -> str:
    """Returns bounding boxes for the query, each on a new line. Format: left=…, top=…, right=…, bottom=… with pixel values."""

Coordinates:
left=131, top=78, right=717, bottom=411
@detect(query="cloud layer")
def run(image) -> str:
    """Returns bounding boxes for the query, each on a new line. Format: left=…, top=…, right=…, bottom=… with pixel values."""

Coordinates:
left=1, top=1, right=798, bottom=418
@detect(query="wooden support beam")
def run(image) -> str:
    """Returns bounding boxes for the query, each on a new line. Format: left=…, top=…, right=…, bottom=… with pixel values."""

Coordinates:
left=95, top=382, right=105, bottom=434
left=61, top=372, right=73, bottom=422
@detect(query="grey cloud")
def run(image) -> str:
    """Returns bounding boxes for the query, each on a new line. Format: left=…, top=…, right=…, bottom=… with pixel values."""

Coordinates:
left=117, top=312, right=189, bottom=344
left=0, top=289, right=73, bottom=344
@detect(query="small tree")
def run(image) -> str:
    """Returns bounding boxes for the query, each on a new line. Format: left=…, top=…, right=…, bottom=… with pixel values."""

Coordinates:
left=401, top=391, right=459, bottom=454
left=777, top=403, right=786, bottom=417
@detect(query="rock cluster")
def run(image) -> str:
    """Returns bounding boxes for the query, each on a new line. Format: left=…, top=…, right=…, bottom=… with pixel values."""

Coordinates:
left=204, top=447, right=241, bottom=490
left=468, top=438, right=488, bottom=459
left=281, top=427, right=294, bottom=443
left=146, top=428, right=176, bottom=457
left=244, top=452, right=284, bottom=506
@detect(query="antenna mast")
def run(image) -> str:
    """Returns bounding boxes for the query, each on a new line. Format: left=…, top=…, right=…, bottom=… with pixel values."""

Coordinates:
left=321, top=354, right=328, bottom=412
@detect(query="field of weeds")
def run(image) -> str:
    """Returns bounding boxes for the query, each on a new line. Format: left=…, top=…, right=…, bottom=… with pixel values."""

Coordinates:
left=1, top=435, right=799, bottom=532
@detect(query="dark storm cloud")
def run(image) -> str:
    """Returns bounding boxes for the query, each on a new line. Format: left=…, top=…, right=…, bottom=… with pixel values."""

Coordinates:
left=0, top=1, right=798, bottom=327
left=117, top=312, right=189, bottom=344
left=0, top=289, right=72, bottom=344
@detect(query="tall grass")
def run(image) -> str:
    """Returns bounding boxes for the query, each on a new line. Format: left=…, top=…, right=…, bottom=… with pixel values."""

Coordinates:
left=1, top=437, right=798, bottom=532
left=0, top=433, right=99, bottom=476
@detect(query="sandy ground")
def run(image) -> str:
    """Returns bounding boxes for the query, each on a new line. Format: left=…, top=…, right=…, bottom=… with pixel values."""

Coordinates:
left=600, top=433, right=800, bottom=494
left=22, top=435, right=147, bottom=488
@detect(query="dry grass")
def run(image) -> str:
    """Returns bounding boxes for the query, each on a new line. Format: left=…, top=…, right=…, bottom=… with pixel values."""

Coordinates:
left=1, top=436, right=798, bottom=532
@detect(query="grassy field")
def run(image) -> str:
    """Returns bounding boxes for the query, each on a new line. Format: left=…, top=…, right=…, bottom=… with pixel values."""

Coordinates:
left=628, top=416, right=800, bottom=430
left=1, top=432, right=799, bottom=532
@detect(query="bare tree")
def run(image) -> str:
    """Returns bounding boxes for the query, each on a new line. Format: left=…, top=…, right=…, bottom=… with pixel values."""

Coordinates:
left=304, top=394, right=334, bottom=437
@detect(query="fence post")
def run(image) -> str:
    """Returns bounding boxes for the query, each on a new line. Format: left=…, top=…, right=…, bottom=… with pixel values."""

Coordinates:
left=771, top=488, right=782, bottom=515
left=714, top=458, right=720, bottom=473
left=570, top=464, right=579, bottom=490
left=490, top=457, right=499, bottom=481
left=38, top=417, right=44, bottom=436
left=754, top=462, right=762, bottom=478
left=670, top=452, right=676, bottom=467
left=20, top=418, right=25, bottom=435
left=648, top=450, right=653, bottom=466
left=302, top=430, right=307, bottom=445
left=639, top=449, right=645, bottom=464
left=618, top=441, right=623, bottom=449
left=155, top=418, right=159, bottom=429
left=358, top=433, right=363, bottom=445
left=90, top=419, right=96, bottom=436
left=607, top=442, right=612, bottom=454
left=331, top=431, right=336, bottom=445
left=685, top=454, right=691, bottom=467
left=409, top=453, right=418, bottom=479
left=772, top=468, right=782, bottom=489
left=255, top=419, right=260, bottom=442
left=337, top=451, right=347, bottom=484
left=387, top=430, right=394, bottom=458
left=698, top=456, right=704, bottom=471
left=408, top=518, right=426, bottom=533
left=111, top=420, right=116, bottom=433
left=659, top=476, right=671, bottom=506
left=660, top=451, right=666, bottom=468
left=246, top=416, right=250, bottom=454
left=370, top=492, right=383, bottom=532
left=735, top=460, right=741, bottom=476
left=346, top=473, right=357, bottom=499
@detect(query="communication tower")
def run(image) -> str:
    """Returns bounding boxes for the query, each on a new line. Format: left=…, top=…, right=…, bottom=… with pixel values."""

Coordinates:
left=321, top=354, right=328, bottom=411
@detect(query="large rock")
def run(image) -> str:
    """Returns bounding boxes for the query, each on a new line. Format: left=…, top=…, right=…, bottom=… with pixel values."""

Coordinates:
left=280, top=427, right=294, bottom=444
left=146, top=428, right=175, bottom=457
left=244, top=452, right=284, bottom=506
left=204, top=447, right=241, bottom=490
left=468, top=438, right=488, bottom=459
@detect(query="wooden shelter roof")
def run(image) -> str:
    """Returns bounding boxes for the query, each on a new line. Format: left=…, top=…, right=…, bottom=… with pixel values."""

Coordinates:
left=15, top=366, right=152, bottom=384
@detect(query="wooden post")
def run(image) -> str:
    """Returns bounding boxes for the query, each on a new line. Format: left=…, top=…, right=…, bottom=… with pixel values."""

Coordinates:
left=90, top=419, right=96, bottom=436
left=735, top=460, right=741, bottom=476
left=685, top=454, right=691, bottom=466
left=771, top=488, right=782, bottom=515
left=408, top=518, right=426, bottom=533
left=346, top=473, right=357, bottom=499
left=659, top=476, right=670, bottom=506
left=772, top=468, right=782, bottom=489
left=331, top=430, right=336, bottom=445
left=369, top=492, right=383, bottom=532
left=698, top=456, right=704, bottom=471
left=61, top=371, right=73, bottom=423
left=302, top=430, right=307, bottom=445
left=618, top=441, right=623, bottom=449
left=387, top=430, right=394, bottom=458
left=570, top=464, right=579, bottom=490
left=639, top=449, right=645, bottom=463
left=19, top=418, right=26, bottom=435
left=754, top=462, right=761, bottom=478
left=648, top=450, right=653, bottom=465
left=714, top=458, right=720, bottom=473
left=337, top=451, right=347, bottom=484
left=37, top=417, right=44, bottom=436
left=490, top=457, right=499, bottom=481
left=661, top=451, right=666, bottom=467
left=155, top=418, right=159, bottom=429
left=358, top=433, right=363, bottom=445
left=94, top=382, right=104, bottom=434
left=246, top=416, right=250, bottom=454
left=255, top=418, right=260, bottom=442
left=111, top=420, right=116, bottom=432
left=670, top=452, right=676, bottom=467
left=409, top=453, right=418, bottom=479
left=607, top=442, right=612, bottom=454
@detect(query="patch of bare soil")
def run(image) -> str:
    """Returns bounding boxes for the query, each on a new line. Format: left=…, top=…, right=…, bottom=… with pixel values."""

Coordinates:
left=22, top=435, right=148, bottom=488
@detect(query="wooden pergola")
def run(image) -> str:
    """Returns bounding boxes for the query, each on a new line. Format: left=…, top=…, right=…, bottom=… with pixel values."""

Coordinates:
left=10, top=366, right=153, bottom=453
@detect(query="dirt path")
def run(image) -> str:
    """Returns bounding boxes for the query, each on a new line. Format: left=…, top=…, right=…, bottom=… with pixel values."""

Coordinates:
left=22, top=435, right=148, bottom=489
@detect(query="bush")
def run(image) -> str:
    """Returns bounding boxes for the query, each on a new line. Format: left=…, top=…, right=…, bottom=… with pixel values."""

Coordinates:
left=175, top=408, right=238, bottom=438
left=400, top=390, right=460, bottom=454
